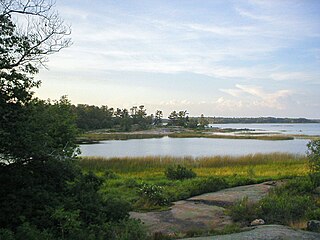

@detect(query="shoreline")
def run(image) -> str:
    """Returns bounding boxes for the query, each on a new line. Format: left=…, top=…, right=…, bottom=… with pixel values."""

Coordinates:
left=77, top=127, right=319, bottom=144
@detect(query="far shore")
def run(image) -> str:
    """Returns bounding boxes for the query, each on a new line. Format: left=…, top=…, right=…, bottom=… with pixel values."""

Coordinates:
left=77, top=126, right=320, bottom=144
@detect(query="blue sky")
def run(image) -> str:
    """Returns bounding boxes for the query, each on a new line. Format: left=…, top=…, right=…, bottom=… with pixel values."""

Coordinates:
left=35, top=0, right=320, bottom=118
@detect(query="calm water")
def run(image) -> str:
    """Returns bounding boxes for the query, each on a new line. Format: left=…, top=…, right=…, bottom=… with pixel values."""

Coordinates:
left=209, top=123, right=320, bottom=136
left=80, top=137, right=310, bottom=158
left=80, top=124, right=319, bottom=158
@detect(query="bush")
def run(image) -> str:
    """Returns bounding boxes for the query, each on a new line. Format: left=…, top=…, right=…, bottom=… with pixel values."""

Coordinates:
left=165, top=165, right=196, bottom=180
left=103, top=170, right=119, bottom=180
left=0, top=228, right=15, bottom=240
left=259, top=193, right=313, bottom=224
left=138, top=183, right=168, bottom=206
left=188, top=177, right=228, bottom=196
left=103, top=219, right=148, bottom=240
left=229, top=197, right=259, bottom=224
left=273, top=177, right=314, bottom=195
left=307, top=139, right=320, bottom=186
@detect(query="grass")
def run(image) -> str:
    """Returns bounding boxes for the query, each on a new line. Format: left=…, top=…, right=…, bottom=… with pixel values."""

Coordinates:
left=168, top=132, right=294, bottom=140
left=77, top=133, right=164, bottom=143
left=79, top=153, right=307, bottom=177
left=78, top=153, right=308, bottom=211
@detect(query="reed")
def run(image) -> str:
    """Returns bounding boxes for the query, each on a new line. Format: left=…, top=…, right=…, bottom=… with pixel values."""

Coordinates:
left=168, top=133, right=294, bottom=140
left=79, top=153, right=307, bottom=178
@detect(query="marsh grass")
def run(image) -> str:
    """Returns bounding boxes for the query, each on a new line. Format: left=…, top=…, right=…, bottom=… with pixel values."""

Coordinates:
left=79, top=153, right=307, bottom=178
left=168, top=133, right=294, bottom=140
left=78, top=133, right=164, bottom=142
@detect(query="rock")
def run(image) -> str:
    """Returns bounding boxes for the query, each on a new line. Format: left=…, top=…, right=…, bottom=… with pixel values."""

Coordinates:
left=307, top=220, right=320, bottom=232
left=251, top=219, right=265, bottom=226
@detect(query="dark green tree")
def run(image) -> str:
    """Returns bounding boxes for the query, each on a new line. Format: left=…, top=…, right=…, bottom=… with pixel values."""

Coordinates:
left=0, top=0, right=72, bottom=163
left=307, top=139, right=320, bottom=186
left=154, top=110, right=163, bottom=125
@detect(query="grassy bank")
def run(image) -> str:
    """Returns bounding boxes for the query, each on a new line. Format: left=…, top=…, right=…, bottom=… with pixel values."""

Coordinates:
left=79, top=153, right=308, bottom=211
left=77, top=133, right=165, bottom=143
left=168, top=132, right=294, bottom=140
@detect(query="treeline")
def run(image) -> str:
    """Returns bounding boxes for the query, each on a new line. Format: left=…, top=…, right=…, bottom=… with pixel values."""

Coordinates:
left=72, top=105, right=209, bottom=131
left=208, top=117, right=319, bottom=124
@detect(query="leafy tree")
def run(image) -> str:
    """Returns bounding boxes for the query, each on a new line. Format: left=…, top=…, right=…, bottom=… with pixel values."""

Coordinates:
left=1, top=0, right=72, bottom=162
left=198, top=114, right=209, bottom=128
left=154, top=110, right=163, bottom=125
left=307, top=139, right=320, bottom=186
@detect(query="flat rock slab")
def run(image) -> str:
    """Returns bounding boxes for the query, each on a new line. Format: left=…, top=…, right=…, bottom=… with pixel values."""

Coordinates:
left=130, top=181, right=279, bottom=235
left=182, top=224, right=320, bottom=240
left=188, top=181, right=277, bottom=206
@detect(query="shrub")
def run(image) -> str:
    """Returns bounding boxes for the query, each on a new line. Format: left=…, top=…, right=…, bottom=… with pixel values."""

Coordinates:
left=138, top=183, right=168, bottom=206
left=258, top=193, right=313, bottom=224
left=103, top=170, right=119, bottom=180
left=274, top=177, right=314, bottom=195
left=104, top=197, right=132, bottom=222
left=0, top=228, right=15, bottom=240
left=229, top=197, right=259, bottom=224
left=103, top=219, right=148, bottom=240
left=188, top=177, right=228, bottom=196
left=307, top=139, right=320, bottom=187
left=165, top=165, right=196, bottom=180
left=307, top=208, right=320, bottom=221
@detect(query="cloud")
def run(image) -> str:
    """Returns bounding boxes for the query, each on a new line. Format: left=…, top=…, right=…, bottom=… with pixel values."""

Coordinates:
left=220, top=84, right=294, bottom=110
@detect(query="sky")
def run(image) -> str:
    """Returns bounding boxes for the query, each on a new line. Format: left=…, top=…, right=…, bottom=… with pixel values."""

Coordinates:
left=35, top=0, right=320, bottom=118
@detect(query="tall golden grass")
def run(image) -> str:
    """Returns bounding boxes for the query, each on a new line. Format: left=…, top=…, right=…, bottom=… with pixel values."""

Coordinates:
left=79, top=153, right=308, bottom=178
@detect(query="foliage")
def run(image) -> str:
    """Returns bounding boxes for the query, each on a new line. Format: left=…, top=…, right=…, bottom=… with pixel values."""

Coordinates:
left=307, top=139, right=320, bottom=186
left=259, top=193, right=312, bottom=224
left=1, top=97, right=79, bottom=163
left=229, top=197, right=258, bottom=224
left=165, top=164, right=197, bottom=180
left=188, top=177, right=228, bottom=196
left=229, top=177, right=317, bottom=225
left=138, top=183, right=169, bottom=206
left=73, top=104, right=154, bottom=131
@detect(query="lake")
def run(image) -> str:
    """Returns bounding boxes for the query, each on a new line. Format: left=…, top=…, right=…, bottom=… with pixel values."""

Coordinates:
left=80, top=123, right=319, bottom=158
left=209, top=123, right=320, bottom=135
left=80, top=137, right=310, bottom=158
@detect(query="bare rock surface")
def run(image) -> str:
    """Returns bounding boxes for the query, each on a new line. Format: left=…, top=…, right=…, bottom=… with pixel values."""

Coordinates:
left=130, top=181, right=279, bottom=235
left=182, top=225, right=320, bottom=240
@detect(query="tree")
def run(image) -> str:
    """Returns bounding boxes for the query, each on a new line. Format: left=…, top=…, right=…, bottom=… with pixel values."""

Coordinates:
left=198, top=114, right=209, bottom=128
left=307, top=139, right=320, bottom=186
left=154, top=110, right=163, bottom=125
left=0, top=0, right=72, bottom=163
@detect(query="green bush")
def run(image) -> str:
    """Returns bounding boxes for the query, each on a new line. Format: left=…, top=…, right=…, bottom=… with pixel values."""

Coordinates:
left=188, top=177, right=228, bottom=196
left=165, top=165, right=196, bottom=180
left=229, top=197, right=259, bottom=224
left=16, top=222, right=54, bottom=240
left=259, top=193, right=313, bottom=224
left=0, top=228, right=15, bottom=240
left=274, top=177, right=314, bottom=195
left=103, top=170, right=119, bottom=179
left=138, top=183, right=168, bottom=206
left=307, top=139, right=320, bottom=186
left=307, top=208, right=320, bottom=221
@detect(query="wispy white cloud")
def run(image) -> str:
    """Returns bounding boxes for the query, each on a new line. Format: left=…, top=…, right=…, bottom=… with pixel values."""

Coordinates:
left=220, top=84, right=294, bottom=110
